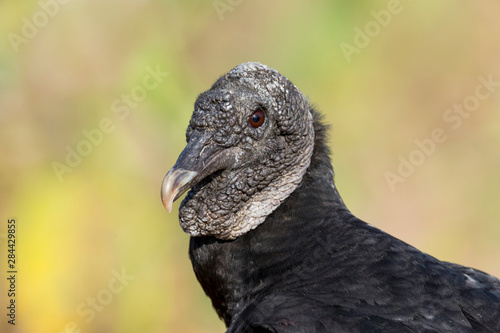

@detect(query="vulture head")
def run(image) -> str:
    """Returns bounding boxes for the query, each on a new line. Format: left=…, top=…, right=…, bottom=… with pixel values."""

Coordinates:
left=161, top=62, right=315, bottom=240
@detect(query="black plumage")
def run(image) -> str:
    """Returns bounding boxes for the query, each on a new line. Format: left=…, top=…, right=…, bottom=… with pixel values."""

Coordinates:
left=161, top=62, right=500, bottom=332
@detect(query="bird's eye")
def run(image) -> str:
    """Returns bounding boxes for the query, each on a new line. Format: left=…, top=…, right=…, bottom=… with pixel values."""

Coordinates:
left=248, top=110, right=265, bottom=128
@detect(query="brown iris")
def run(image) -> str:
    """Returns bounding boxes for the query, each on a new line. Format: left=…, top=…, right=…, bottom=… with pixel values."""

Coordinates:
left=248, top=110, right=265, bottom=128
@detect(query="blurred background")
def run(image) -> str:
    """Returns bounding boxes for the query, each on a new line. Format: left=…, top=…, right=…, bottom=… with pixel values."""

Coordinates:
left=1, top=0, right=499, bottom=332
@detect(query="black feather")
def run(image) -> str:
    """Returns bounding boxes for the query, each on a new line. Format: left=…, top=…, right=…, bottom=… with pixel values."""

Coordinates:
left=188, top=108, right=500, bottom=332
left=161, top=63, right=500, bottom=332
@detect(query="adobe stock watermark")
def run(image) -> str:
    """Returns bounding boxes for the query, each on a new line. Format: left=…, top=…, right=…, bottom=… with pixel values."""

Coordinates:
left=213, top=0, right=244, bottom=21
left=51, top=64, right=168, bottom=182
left=340, top=0, right=412, bottom=64
left=384, top=74, right=499, bottom=192
left=56, top=267, right=135, bottom=333
left=7, top=0, right=73, bottom=54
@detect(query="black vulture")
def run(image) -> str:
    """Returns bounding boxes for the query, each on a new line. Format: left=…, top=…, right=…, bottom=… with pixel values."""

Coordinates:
left=161, top=62, right=500, bottom=332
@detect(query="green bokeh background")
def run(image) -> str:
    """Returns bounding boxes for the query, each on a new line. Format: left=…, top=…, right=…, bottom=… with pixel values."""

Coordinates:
left=1, top=1, right=499, bottom=332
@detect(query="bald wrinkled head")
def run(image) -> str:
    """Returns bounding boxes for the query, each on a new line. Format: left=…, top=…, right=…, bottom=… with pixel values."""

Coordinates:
left=161, top=62, right=315, bottom=239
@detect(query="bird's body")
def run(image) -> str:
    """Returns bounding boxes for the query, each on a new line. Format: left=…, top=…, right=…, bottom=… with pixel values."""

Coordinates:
left=161, top=62, right=500, bottom=332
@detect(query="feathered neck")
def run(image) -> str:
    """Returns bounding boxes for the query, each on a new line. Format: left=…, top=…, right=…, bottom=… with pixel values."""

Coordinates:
left=188, top=107, right=350, bottom=325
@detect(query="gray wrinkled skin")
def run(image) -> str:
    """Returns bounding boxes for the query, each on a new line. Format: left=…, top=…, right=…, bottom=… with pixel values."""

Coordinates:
left=179, top=62, right=314, bottom=240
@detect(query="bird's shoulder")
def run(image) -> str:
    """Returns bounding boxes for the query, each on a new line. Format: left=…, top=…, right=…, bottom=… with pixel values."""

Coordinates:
left=442, top=262, right=500, bottom=332
left=226, top=291, right=476, bottom=333
left=224, top=218, right=500, bottom=332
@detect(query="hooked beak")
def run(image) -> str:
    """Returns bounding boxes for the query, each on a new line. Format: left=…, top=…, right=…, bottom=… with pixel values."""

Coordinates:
left=161, top=169, right=197, bottom=212
left=161, top=131, right=242, bottom=213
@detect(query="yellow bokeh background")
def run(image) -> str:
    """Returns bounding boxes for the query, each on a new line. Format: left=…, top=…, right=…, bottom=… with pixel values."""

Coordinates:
left=1, top=1, right=499, bottom=332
